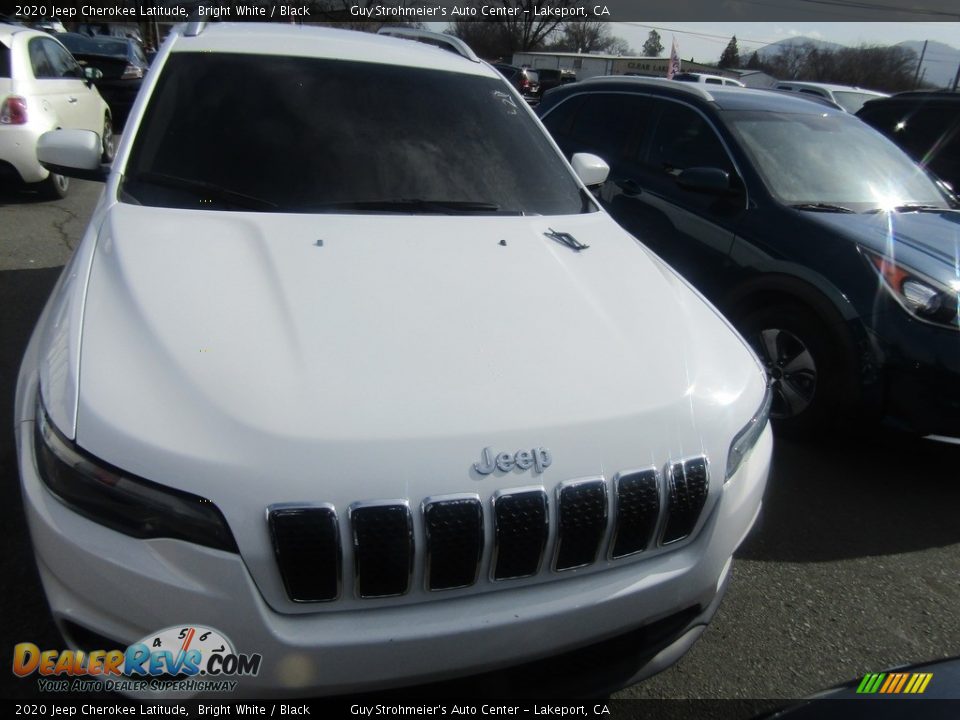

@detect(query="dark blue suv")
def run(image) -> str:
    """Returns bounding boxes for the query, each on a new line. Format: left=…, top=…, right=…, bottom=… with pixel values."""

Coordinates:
left=539, top=78, right=960, bottom=437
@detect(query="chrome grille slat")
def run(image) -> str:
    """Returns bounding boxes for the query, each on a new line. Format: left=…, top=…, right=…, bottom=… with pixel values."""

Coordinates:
left=268, top=504, right=341, bottom=602
left=662, top=456, right=709, bottom=544
left=350, top=501, right=413, bottom=598
left=610, top=468, right=660, bottom=559
left=554, top=478, right=607, bottom=571
left=423, top=495, right=483, bottom=591
left=491, top=488, right=549, bottom=581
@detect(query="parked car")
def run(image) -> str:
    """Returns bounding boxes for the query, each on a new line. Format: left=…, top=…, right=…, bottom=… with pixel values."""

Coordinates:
left=0, top=23, right=113, bottom=198
left=856, top=91, right=960, bottom=196
left=492, top=62, right=540, bottom=101
left=58, top=32, right=148, bottom=126
left=539, top=77, right=960, bottom=438
left=536, top=67, right=577, bottom=96
left=16, top=24, right=771, bottom=697
left=674, top=72, right=745, bottom=87
left=773, top=81, right=888, bottom=113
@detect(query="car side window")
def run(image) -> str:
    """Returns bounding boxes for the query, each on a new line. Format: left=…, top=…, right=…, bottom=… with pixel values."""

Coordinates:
left=565, top=93, right=649, bottom=162
left=647, top=102, right=734, bottom=176
left=28, top=37, right=56, bottom=79
left=42, top=39, right=83, bottom=79
left=540, top=94, right=586, bottom=141
left=0, top=43, right=11, bottom=79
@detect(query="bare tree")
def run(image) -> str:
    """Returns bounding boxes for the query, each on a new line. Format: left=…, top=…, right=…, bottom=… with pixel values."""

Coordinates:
left=758, top=41, right=919, bottom=93
left=607, top=36, right=634, bottom=56
left=448, top=0, right=578, bottom=58
left=552, top=22, right=632, bottom=55
left=557, top=21, right=609, bottom=54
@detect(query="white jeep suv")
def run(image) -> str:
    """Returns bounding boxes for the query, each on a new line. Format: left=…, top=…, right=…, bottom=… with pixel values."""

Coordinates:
left=16, top=23, right=771, bottom=697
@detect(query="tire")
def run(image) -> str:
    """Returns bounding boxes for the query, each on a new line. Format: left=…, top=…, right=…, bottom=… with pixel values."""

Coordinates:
left=738, top=302, right=843, bottom=437
left=101, top=115, right=115, bottom=163
left=33, top=172, right=70, bottom=200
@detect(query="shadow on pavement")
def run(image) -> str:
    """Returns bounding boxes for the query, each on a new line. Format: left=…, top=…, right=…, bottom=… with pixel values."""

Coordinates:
left=737, top=428, right=960, bottom=563
left=0, top=266, right=66, bottom=698
left=0, top=185, right=50, bottom=207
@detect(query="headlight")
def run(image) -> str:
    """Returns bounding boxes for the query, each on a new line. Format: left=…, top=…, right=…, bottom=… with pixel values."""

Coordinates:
left=861, top=246, right=959, bottom=329
left=725, top=384, right=772, bottom=481
left=34, top=397, right=237, bottom=552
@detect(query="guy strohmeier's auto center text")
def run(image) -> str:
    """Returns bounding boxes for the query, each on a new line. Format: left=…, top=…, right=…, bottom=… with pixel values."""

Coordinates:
left=348, top=4, right=610, bottom=17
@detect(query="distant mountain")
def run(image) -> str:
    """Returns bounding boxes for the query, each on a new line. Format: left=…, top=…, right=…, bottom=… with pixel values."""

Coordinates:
left=897, top=40, right=960, bottom=89
left=755, top=36, right=845, bottom=60
left=754, top=35, right=959, bottom=89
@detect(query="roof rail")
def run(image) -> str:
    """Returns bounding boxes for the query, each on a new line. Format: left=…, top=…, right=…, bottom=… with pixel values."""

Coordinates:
left=183, top=4, right=220, bottom=37
left=183, top=19, right=206, bottom=37
left=376, top=27, right=480, bottom=63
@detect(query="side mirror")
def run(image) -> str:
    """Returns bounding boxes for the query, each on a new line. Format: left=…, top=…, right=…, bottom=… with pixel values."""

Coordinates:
left=571, top=153, right=610, bottom=187
left=83, top=66, right=104, bottom=83
left=37, top=129, right=109, bottom=182
left=677, top=166, right=734, bottom=194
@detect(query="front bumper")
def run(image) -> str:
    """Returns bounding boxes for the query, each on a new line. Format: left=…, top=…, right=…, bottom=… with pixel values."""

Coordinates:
left=867, top=307, right=960, bottom=437
left=16, top=415, right=770, bottom=698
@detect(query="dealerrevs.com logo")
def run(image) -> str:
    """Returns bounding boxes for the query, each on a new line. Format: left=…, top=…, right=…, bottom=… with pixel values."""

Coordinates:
left=13, top=625, right=263, bottom=693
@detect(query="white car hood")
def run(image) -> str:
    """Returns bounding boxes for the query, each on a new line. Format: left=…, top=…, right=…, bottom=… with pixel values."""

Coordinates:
left=66, top=204, right=765, bottom=610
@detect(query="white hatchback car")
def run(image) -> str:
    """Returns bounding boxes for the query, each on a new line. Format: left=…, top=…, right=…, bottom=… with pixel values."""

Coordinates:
left=0, top=23, right=113, bottom=198
left=16, top=23, right=772, bottom=696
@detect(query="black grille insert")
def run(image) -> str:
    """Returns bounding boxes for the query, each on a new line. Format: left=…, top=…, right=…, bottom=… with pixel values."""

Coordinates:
left=611, top=469, right=660, bottom=558
left=493, top=489, right=548, bottom=580
left=662, top=456, right=709, bottom=544
left=555, top=479, right=607, bottom=571
left=423, top=496, right=483, bottom=591
left=268, top=505, right=341, bottom=602
left=351, top=503, right=413, bottom=598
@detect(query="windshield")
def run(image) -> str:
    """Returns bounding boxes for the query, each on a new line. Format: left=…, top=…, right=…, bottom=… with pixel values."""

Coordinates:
left=59, top=34, right=128, bottom=59
left=724, top=109, right=950, bottom=212
left=122, top=53, right=586, bottom=215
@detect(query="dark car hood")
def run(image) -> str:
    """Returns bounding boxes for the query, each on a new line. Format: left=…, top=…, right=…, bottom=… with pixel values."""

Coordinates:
left=805, top=210, right=960, bottom=283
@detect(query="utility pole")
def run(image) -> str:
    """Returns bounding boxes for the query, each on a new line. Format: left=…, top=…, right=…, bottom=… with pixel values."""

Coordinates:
left=913, top=40, right=928, bottom=89
left=953, top=61, right=960, bottom=91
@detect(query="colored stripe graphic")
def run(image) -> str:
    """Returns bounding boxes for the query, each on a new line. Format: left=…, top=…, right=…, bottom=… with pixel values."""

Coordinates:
left=857, top=672, right=932, bottom=694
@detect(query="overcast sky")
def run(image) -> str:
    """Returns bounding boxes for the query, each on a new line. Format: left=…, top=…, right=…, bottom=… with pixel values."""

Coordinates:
left=607, top=22, right=960, bottom=63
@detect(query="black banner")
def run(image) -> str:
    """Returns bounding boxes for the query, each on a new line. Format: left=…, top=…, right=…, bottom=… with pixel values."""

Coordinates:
left=5, top=0, right=960, bottom=23
left=5, top=699, right=960, bottom=720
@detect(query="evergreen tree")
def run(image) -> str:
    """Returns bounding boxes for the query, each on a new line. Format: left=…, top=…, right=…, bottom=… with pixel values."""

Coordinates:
left=642, top=30, right=664, bottom=57
left=719, top=35, right=740, bottom=68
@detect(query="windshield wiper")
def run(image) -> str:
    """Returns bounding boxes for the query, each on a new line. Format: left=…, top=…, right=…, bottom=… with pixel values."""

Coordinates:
left=312, top=199, right=506, bottom=214
left=864, top=203, right=944, bottom=214
left=128, top=172, right=278, bottom=211
left=544, top=228, right=589, bottom=252
left=790, top=202, right=856, bottom=214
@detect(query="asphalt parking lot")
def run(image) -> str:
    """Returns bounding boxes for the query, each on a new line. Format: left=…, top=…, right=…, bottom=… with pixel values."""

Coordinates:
left=2, top=179, right=959, bottom=703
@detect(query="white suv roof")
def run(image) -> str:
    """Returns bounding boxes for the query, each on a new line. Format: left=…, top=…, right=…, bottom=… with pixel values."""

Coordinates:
left=170, top=23, right=496, bottom=78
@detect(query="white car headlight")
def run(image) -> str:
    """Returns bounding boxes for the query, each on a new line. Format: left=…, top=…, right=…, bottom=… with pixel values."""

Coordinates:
left=726, top=385, right=772, bottom=481
left=34, top=396, right=237, bottom=552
